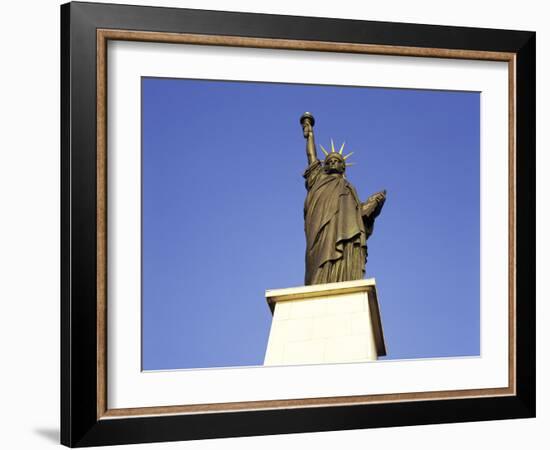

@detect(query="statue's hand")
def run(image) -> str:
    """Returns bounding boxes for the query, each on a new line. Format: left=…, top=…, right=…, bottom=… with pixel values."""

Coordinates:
left=302, top=122, right=313, bottom=139
left=374, top=190, right=386, bottom=205
left=362, top=190, right=386, bottom=219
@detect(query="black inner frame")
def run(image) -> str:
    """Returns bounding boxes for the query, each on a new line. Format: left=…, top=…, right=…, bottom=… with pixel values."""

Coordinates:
left=61, top=2, right=535, bottom=447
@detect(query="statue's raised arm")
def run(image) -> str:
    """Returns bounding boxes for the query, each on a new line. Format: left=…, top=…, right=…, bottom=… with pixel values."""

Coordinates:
left=300, top=112, right=318, bottom=165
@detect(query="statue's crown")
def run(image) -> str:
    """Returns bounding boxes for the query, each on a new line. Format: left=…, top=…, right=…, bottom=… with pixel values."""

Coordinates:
left=320, top=139, right=355, bottom=168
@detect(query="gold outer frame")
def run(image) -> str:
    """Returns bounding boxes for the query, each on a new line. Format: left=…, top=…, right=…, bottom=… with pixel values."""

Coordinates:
left=96, top=29, right=516, bottom=420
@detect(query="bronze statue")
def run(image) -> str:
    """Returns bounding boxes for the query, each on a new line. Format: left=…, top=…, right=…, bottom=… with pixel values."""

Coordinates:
left=300, top=112, right=386, bottom=285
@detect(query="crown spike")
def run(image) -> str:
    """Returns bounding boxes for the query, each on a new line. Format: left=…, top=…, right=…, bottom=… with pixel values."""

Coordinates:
left=331, top=139, right=335, bottom=153
left=339, top=142, right=345, bottom=154
left=343, top=151, right=354, bottom=160
left=345, top=162, right=356, bottom=166
left=320, top=145, right=329, bottom=156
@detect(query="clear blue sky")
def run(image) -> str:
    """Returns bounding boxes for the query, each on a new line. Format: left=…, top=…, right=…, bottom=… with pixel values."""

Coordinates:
left=141, top=77, right=480, bottom=370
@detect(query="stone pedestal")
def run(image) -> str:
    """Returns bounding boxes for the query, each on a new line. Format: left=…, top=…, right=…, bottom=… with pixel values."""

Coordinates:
left=264, top=279, right=386, bottom=366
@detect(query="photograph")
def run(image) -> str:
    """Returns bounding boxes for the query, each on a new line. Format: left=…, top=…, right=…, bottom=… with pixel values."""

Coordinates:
left=141, top=77, right=481, bottom=371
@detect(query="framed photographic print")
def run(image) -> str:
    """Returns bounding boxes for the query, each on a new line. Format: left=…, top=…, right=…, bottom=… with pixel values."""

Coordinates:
left=61, top=1, right=535, bottom=447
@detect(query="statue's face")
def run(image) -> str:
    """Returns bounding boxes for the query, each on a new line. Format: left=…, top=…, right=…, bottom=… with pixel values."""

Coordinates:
left=324, top=156, right=345, bottom=174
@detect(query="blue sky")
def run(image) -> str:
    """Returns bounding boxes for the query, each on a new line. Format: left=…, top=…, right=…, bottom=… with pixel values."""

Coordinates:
left=141, top=77, right=480, bottom=370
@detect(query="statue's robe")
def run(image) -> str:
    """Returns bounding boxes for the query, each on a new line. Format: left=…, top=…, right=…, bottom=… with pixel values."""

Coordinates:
left=303, top=160, right=369, bottom=285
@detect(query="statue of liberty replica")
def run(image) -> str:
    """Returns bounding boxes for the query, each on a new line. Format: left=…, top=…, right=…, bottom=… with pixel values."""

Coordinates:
left=262, top=113, right=389, bottom=366
left=300, top=112, right=386, bottom=286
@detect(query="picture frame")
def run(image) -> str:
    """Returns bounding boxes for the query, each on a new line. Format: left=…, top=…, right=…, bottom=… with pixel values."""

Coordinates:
left=60, top=1, right=535, bottom=447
